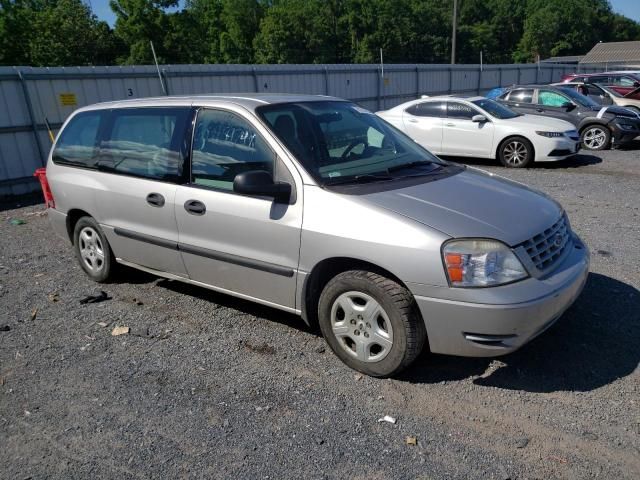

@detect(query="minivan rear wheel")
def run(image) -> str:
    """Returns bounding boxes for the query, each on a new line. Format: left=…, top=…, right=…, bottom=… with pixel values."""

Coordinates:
left=73, top=217, right=115, bottom=283
left=318, top=270, right=426, bottom=377
left=498, top=136, right=534, bottom=168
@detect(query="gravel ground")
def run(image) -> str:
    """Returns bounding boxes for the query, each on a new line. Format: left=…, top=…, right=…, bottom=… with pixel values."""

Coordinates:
left=1, top=145, right=639, bottom=479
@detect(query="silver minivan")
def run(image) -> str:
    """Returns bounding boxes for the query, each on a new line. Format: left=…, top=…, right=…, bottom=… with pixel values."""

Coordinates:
left=44, top=94, right=589, bottom=377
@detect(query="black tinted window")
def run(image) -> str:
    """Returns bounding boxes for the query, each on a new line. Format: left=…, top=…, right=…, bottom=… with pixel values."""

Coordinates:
left=52, top=111, right=103, bottom=167
left=507, top=89, right=533, bottom=103
left=191, top=109, right=274, bottom=191
left=405, top=101, right=445, bottom=117
left=589, top=76, right=610, bottom=85
left=100, top=108, right=190, bottom=181
left=447, top=102, right=478, bottom=119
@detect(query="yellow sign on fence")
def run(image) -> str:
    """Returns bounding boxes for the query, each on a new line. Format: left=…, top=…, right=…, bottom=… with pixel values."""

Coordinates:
left=59, top=93, right=77, bottom=107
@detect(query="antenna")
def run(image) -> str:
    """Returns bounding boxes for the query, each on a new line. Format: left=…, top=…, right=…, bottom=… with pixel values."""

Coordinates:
left=150, top=41, right=167, bottom=96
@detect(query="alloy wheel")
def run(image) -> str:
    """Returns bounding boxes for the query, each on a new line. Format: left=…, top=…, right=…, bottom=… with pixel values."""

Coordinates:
left=503, top=140, right=528, bottom=166
left=583, top=127, right=607, bottom=149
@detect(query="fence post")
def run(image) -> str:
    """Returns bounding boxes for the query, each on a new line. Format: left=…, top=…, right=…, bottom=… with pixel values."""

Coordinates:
left=498, top=66, right=503, bottom=87
left=17, top=70, right=45, bottom=167
left=377, top=66, right=382, bottom=111
left=477, top=65, right=482, bottom=95
left=324, top=67, right=330, bottom=95
left=517, top=66, right=521, bottom=85
left=252, top=67, right=259, bottom=92
left=448, top=66, right=453, bottom=94
left=161, top=68, right=170, bottom=96
left=415, top=65, right=420, bottom=97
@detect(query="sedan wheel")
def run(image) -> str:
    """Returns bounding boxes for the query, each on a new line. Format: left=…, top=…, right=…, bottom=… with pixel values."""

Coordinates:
left=499, top=137, right=533, bottom=168
left=581, top=126, right=610, bottom=150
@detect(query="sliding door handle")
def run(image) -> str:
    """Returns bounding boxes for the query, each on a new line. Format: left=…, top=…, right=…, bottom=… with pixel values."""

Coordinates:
left=184, top=199, right=206, bottom=216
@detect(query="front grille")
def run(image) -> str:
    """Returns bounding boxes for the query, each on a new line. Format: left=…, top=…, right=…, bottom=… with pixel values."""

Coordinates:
left=520, top=214, right=571, bottom=273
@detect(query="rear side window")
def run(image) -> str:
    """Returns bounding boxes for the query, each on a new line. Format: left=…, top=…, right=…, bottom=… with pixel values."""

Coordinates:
left=446, top=102, right=478, bottom=119
left=589, top=76, right=610, bottom=85
left=100, top=107, right=191, bottom=182
left=538, top=90, right=569, bottom=107
left=52, top=111, right=104, bottom=167
left=405, top=101, right=445, bottom=117
left=614, top=76, right=637, bottom=87
left=506, top=89, right=533, bottom=103
left=191, top=109, right=274, bottom=191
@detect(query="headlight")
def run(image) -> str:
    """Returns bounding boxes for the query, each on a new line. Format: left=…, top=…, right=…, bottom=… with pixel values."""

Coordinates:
left=442, top=239, right=528, bottom=287
left=536, top=131, right=564, bottom=138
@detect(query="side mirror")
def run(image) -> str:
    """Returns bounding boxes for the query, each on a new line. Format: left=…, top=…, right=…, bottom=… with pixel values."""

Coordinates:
left=633, top=81, right=640, bottom=88
left=472, top=114, right=487, bottom=123
left=233, top=170, right=291, bottom=203
left=561, top=102, right=576, bottom=111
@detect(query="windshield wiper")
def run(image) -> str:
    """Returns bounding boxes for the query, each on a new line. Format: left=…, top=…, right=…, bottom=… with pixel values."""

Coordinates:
left=325, top=173, right=394, bottom=186
left=386, top=160, right=435, bottom=173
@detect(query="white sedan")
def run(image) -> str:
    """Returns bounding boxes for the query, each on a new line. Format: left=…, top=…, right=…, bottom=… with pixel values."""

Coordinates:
left=376, top=96, right=581, bottom=168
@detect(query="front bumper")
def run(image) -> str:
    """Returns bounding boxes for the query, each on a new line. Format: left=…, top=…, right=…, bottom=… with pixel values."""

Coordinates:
left=411, top=236, right=589, bottom=357
left=537, top=136, right=580, bottom=161
left=610, top=120, right=640, bottom=146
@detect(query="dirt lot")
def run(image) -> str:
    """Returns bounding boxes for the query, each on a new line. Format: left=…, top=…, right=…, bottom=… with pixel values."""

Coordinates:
left=1, top=145, right=639, bottom=479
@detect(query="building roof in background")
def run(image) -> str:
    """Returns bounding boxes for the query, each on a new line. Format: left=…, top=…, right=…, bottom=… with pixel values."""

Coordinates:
left=580, top=41, right=640, bottom=64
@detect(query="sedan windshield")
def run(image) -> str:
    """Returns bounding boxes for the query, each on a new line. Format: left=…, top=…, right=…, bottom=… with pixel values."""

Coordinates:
left=472, top=98, right=520, bottom=119
left=257, top=101, right=444, bottom=185
left=557, top=87, right=601, bottom=108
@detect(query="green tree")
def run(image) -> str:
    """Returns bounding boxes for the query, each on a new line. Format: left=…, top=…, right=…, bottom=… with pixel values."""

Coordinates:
left=219, top=0, right=264, bottom=63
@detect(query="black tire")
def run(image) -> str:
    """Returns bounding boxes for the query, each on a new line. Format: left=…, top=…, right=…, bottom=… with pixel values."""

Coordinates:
left=498, top=136, right=534, bottom=168
left=73, top=216, right=116, bottom=283
left=580, top=124, right=611, bottom=151
left=318, top=270, right=426, bottom=377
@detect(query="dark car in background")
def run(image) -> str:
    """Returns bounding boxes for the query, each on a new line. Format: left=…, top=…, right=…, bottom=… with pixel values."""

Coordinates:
left=494, top=85, right=640, bottom=150
left=555, top=81, right=640, bottom=115
left=560, top=72, right=640, bottom=100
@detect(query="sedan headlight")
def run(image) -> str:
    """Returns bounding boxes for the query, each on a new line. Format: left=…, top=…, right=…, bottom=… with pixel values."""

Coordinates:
left=442, top=239, right=528, bottom=287
left=536, top=131, right=564, bottom=138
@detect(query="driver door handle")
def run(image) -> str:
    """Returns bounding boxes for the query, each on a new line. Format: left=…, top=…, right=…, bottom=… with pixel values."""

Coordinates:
left=184, top=199, right=206, bottom=216
left=407, top=118, right=418, bottom=123
left=445, top=122, right=455, bottom=127
left=536, top=108, right=544, bottom=112
left=146, top=192, right=165, bottom=207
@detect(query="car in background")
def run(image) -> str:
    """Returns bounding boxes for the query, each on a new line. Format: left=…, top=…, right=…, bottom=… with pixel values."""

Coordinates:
left=494, top=85, right=640, bottom=150
left=555, top=81, right=640, bottom=115
left=376, top=96, right=579, bottom=168
left=560, top=72, right=640, bottom=100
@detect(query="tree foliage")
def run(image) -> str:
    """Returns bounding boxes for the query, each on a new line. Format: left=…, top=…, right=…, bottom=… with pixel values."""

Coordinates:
left=1, top=0, right=639, bottom=66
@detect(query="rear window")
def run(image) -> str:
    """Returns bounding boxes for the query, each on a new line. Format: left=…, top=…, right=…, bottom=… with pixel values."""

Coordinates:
left=99, top=107, right=191, bottom=182
left=52, top=111, right=104, bottom=167
left=405, top=101, right=445, bottom=117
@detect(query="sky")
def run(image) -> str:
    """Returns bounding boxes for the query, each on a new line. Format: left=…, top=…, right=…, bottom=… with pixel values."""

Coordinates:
left=89, top=0, right=640, bottom=27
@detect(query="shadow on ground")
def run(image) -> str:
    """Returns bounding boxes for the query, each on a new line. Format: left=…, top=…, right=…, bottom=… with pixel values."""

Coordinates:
left=443, top=153, right=602, bottom=169
left=400, top=272, right=639, bottom=393
left=155, top=277, right=313, bottom=335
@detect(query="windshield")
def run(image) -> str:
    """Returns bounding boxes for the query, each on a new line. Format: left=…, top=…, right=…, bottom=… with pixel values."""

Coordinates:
left=257, top=101, right=445, bottom=185
left=557, top=87, right=600, bottom=108
left=472, top=98, right=519, bottom=119
left=598, top=84, right=622, bottom=98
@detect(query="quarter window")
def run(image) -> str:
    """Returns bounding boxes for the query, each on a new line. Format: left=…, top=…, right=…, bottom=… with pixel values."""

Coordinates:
left=446, top=102, right=478, bottom=120
left=52, top=111, right=104, bottom=167
left=100, top=107, right=190, bottom=181
left=613, top=76, right=637, bottom=87
left=507, top=89, right=533, bottom=103
left=405, top=101, right=445, bottom=117
left=538, top=90, right=569, bottom=107
left=191, top=109, right=274, bottom=191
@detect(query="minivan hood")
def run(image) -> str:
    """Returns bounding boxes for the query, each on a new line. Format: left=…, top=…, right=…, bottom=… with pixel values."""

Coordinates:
left=361, top=168, right=562, bottom=246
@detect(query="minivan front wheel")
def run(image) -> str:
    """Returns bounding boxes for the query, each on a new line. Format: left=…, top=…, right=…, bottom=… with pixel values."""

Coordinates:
left=318, top=270, right=426, bottom=377
left=73, top=217, right=115, bottom=283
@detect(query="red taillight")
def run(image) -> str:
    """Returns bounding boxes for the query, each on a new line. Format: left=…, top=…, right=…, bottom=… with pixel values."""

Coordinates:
left=33, top=168, right=55, bottom=208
